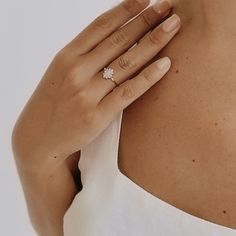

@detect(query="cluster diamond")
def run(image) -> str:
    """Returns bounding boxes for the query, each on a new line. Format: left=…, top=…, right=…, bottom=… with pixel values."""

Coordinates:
left=103, top=68, right=114, bottom=80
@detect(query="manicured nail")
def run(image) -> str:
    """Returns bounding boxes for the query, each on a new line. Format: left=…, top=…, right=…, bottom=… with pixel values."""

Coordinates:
left=162, top=14, right=180, bottom=32
left=153, top=0, right=171, bottom=14
left=157, top=57, right=171, bottom=70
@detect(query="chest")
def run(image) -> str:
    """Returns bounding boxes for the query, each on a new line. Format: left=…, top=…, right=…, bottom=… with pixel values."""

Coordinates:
left=117, top=38, right=236, bottom=229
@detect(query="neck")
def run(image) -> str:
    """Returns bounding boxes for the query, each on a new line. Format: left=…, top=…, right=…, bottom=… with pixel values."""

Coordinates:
left=172, top=0, right=236, bottom=37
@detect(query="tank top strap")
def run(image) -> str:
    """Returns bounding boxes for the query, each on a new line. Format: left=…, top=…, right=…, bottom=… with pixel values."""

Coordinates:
left=78, top=111, right=124, bottom=186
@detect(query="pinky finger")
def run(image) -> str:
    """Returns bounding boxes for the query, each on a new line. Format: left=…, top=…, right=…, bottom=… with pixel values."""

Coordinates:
left=97, top=57, right=171, bottom=123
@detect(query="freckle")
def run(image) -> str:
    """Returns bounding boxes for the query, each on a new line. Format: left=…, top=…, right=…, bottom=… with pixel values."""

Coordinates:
left=154, top=96, right=159, bottom=101
left=51, top=82, right=55, bottom=85
left=175, top=69, right=179, bottom=74
left=223, top=210, right=227, bottom=214
left=214, top=122, right=218, bottom=126
left=54, top=156, right=57, bottom=159
left=186, top=56, right=189, bottom=60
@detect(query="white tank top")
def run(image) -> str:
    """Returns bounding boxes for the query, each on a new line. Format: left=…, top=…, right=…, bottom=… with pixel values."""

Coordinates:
left=63, top=110, right=236, bottom=236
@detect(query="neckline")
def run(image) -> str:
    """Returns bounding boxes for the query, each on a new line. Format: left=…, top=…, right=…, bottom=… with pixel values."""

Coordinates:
left=114, top=110, right=236, bottom=232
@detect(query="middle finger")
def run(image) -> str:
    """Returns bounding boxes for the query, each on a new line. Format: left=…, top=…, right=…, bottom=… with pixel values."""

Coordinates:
left=87, top=0, right=172, bottom=73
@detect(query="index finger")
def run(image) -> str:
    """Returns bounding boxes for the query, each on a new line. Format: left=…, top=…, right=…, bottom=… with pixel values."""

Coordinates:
left=68, top=0, right=150, bottom=54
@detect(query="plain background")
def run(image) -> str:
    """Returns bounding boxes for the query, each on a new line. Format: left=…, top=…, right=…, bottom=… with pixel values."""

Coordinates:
left=1, top=0, right=159, bottom=235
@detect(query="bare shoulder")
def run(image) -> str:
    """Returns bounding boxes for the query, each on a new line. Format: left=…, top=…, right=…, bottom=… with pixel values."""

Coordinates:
left=118, top=31, right=236, bottom=229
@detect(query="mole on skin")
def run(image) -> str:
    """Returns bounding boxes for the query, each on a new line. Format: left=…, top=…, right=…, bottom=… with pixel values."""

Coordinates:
left=223, top=210, right=227, bottom=214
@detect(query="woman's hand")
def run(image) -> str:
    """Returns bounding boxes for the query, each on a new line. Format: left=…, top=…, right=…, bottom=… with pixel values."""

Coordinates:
left=11, top=0, right=181, bottom=235
left=13, top=0, right=181, bottom=168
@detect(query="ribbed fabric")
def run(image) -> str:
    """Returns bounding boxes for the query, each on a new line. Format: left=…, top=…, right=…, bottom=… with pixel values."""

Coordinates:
left=63, top=110, right=236, bottom=236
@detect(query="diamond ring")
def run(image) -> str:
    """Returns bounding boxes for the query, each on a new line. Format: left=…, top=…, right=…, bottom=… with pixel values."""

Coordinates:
left=103, top=67, right=118, bottom=86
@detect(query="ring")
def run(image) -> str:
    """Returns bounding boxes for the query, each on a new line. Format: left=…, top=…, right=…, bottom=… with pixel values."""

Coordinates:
left=103, top=67, right=118, bottom=86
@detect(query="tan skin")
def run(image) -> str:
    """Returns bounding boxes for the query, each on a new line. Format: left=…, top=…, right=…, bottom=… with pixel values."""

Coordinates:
left=12, top=0, right=181, bottom=235
left=119, top=0, right=236, bottom=230
left=11, top=0, right=236, bottom=235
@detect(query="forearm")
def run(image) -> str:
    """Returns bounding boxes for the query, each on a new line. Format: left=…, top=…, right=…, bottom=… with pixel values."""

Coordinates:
left=13, top=147, right=79, bottom=236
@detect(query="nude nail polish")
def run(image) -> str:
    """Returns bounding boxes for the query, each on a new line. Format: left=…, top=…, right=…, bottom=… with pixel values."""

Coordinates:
left=153, top=1, right=171, bottom=14
left=162, top=14, right=180, bottom=32
left=157, top=57, right=171, bottom=70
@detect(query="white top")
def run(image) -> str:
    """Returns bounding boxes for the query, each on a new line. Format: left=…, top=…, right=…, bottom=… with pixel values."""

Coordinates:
left=63, top=111, right=236, bottom=236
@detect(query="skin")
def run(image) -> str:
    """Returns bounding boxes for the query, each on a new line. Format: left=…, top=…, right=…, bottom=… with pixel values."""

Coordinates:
left=12, top=0, right=181, bottom=235
left=12, top=0, right=236, bottom=233
left=119, top=0, right=236, bottom=230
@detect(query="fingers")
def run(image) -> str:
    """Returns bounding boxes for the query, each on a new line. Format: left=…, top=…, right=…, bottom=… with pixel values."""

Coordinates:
left=91, top=14, right=180, bottom=100
left=68, top=0, right=150, bottom=55
left=111, top=14, right=180, bottom=81
left=87, top=0, right=172, bottom=72
left=97, top=57, right=171, bottom=124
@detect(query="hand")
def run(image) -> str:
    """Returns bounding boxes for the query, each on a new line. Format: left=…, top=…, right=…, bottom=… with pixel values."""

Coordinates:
left=12, top=0, right=181, bottom=167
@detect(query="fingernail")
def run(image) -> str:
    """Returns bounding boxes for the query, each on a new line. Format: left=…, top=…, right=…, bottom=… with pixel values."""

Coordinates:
left=162, top=14, right=180, bottom=32
left=153, top=1, right=171, bottom=14
left=157, top=57, right=171, bottom=70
